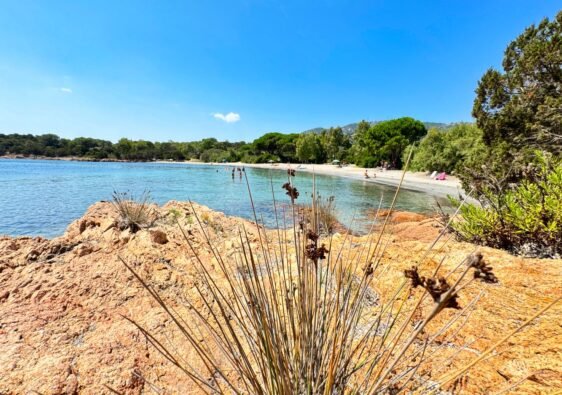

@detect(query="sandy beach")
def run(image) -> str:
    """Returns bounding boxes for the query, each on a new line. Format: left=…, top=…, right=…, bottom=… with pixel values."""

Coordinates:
left=194, top=161, right=465, bottom=197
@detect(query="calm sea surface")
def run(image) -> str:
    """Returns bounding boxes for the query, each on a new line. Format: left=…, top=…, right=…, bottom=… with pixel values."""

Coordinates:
left=0, top=159, right=449, bottom=238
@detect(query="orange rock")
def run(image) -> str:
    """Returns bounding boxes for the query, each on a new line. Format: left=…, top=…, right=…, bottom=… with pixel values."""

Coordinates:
left=0, top=201, right=559, bottom=394
left=369, top=208, right=430, bottom=223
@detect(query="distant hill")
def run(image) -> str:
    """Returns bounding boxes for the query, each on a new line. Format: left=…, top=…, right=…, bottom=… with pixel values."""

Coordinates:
left=302, top=121, right=453, bottom=135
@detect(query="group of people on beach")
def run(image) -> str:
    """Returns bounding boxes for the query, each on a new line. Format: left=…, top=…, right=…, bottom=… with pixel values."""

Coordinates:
left=364, top=160, right=396, bottom=179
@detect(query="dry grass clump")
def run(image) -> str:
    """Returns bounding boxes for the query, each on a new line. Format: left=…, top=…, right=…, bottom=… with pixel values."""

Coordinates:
left=311, top=193, right=337, bottom=235
left=118, top=169, right=560, bottom=394
left=295, top=194, right=339, bottom=236
left=289, top=171, right=339, bottom=236
left=111, top=190, right=157, bottom=233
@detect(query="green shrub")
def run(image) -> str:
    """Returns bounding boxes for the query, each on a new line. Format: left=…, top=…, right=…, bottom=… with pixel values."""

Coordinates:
left=449, top=152, right=562, bottom=257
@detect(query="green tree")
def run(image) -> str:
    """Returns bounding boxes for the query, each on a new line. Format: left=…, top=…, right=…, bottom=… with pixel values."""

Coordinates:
left=200, top=148, right=227, bottom=162
left=116, top=138, right=133, bottom=159
left=296, top=133, right=325, bottom=163
left=409, top=124, right=487, bottom=173
left=408, top=130, right=447, bottom=171
left=352, top=118, right=426, bottom=168
left=200, top=138, right=219, bottom=151
left=252, top=132, right=299, bottom=162
left=473, top=11, right=561, bottom=151
left=321, top=127, right=351, bottom=161
left=350, top=120, right=375, bottom=166
left=462, top=10, right=562, bottom=192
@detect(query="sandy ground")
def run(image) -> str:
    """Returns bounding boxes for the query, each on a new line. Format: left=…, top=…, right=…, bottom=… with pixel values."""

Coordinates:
left=192, top=161, right=465, bottom=197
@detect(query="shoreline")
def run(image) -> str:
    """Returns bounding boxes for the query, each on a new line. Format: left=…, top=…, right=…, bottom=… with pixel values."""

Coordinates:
left=183, top=161, right=465, bottom=198
left=1, top=155, right=464, bottom=197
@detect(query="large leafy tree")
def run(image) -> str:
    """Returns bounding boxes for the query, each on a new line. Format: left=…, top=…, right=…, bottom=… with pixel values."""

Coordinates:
left=320, top=127, right=351, bottom=161
left=473, top=11, right=562, bottom=152
left=408, top=129, right=448, bottom=172
left=296, top=133, right=326, bottom=163
left=352, top=117, right=426, bottom=168
left=252, top=132, right=299, bottom=162
left=409, top=124, right=487, bottom=173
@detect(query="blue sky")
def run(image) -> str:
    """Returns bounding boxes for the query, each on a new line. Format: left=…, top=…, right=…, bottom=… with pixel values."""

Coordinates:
left=0, top=1, right=559, bottom=142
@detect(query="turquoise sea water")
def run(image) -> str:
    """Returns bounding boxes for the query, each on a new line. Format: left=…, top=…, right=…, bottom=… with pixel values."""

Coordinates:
left=0, top=159, right=448, bottom=238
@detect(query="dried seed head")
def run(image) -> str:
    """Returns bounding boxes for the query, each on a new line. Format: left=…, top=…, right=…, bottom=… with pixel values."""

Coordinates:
left=468, top=252, right=498, bottom=284
left=404, top=266, right=423, bottom=288
left=282, top=182, right=300, bottom=203
left=305, top=243, right=329, bottom=264
left=306, top=230, right=319, bottom=242
left=405, top=267, right=460, bottom=309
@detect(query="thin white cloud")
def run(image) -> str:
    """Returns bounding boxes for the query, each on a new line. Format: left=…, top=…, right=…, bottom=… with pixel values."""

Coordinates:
left=60, top=87, right=73, bottom=93
left=213, top=112, right=240, bottom=123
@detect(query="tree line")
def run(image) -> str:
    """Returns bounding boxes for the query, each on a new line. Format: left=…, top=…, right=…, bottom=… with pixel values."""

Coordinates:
left=1, top=117, right=434, bottom=168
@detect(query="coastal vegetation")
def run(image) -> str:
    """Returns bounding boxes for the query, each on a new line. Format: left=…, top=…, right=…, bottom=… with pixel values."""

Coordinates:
left=352, top=117, right=426, bottom=168
left=462, top=11, right=562, bottom=190
left=404, top=11, right=562, bottom=257
left=407, top=123, right=487, bottom=174
left=0, top=118, right=420, bottom=168
left=444, top=11, right=562, bottom=257
left=449, top=152, right=562, bottom=257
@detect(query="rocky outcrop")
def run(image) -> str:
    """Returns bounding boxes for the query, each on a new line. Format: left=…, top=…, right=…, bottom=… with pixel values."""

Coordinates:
left=0, top=201, right=258, bottom=394
left=0, top=202, right=560, bottom=394
left=368, top=208, right=432, bottom=224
